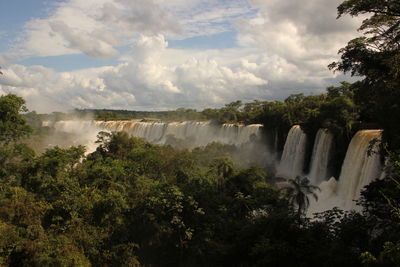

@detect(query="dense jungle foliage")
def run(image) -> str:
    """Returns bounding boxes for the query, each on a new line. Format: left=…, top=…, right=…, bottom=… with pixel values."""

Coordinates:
left=1, top=0, right=400, bottom=266
left=1, top=94, right=400, bottom=266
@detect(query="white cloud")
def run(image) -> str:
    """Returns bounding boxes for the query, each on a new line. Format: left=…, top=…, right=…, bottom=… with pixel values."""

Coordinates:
left=212, top=0, right=364, bottom=97
left=235, top=0, right=362, bottom=73
left=13, top=0, right=256, bottom=59
left=0, top=35, right=270, bottom=112
left=100, top=35, right=269, bottom=109
left=16, top=0, right=180, bottom=58
left=0, top=0, right=364, bottom=112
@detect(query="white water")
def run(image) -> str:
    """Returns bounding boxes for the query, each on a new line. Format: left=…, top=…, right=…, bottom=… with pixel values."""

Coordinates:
left=308, top=130, right=383, bottom=214
left=95, top=120, right=263, bottom=148
left=49, top=120, right=264, bottom=151
left=48, top=120, right=384, bottom=213
left=308, top=129, right=334, bottom=185
left=336, top=130, right=383, bottom=210
left=276, top=125, right=307, bottom=179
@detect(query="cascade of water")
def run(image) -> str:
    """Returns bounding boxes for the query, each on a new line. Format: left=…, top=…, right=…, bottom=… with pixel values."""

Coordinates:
left=92, top=120, right=263, bottom=149
left=88, top=121, right=383, bottom=213
left=308, top=129, right=334, bottom=185
left=308, top=129, right=383, bottom=215
left=187, top=122, right=218, bottom=146
left=276, top=125, right=307, bottom=179
left=48, top=121, right=385, bottom=214
left=336, top=130, right=383, bottom=210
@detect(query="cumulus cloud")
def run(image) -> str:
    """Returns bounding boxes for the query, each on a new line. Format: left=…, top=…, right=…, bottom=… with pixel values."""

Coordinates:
left=239, top=0, right=362, bottom=55
left=14, top=0, right=256, bottom=59
left=228, top=0, right=363, bottom=97
left=100, top=35, right=269, bottom=109
left=0, top=0, right=364, bottom=112
left=0, top=35, right=270, bottom=112
left=17, top=0, right=180, bottom=58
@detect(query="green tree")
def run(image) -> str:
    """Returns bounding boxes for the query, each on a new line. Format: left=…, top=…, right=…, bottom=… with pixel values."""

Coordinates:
left=321, top=82, right=358, bottom=137
left=0, top=94, right=34, bottom=184
left=331, top=0, right=400, bottom=74
left=242, top=100, right=264, bottom=123
left=0, top=94, right=32, bottom=144
left=211, top=157, right=234, bottom=191
left=282, top=176, right=319, bottom=216
left=358, top=151, right=400, bottom=266
left=330, top=0, right=400, bottom=149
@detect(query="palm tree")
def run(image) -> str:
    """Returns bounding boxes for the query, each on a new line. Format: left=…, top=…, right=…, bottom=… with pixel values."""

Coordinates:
left=212, top=157, right=234, bottom=191
left=282, top=176, right=320, bottom=216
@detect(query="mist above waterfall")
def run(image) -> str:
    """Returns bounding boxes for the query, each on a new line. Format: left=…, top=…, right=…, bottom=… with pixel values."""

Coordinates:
left=25, top=114, right=98, bottom=154
left=51, top=120, right=101, bottom=153
left=96, top=121, right=263, bottom=148
left=47, top=119, right=275, bottom=169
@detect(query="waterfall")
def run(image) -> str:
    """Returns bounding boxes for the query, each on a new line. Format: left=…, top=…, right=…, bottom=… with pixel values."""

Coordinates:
left=51, top=120, right=263, bottom=150
left=336, top=130, right=383, bottom=210
left=47, top=120, right=385, bottom=213
left=308, top=129, right=334, bottom=185
left=276, top=125, right=307, bottom=179
left=103, top=120, right=263, bottom=148
left=308, top=129, right=383, bottom=214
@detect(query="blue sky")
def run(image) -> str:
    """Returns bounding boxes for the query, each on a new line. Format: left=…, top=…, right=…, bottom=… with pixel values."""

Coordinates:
left=0, top=0, right=361, bottom=112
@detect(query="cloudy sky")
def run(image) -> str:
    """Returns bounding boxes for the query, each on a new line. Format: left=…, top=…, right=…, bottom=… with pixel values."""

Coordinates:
left=0, top=0, right=362, bottom=112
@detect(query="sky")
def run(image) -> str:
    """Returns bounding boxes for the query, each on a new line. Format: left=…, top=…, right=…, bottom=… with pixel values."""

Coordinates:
left=0, top=0, right=363, bottom=113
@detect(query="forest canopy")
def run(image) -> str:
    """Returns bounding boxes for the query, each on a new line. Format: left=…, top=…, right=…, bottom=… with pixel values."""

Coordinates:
left=0, top=0, right=400, bottom=266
